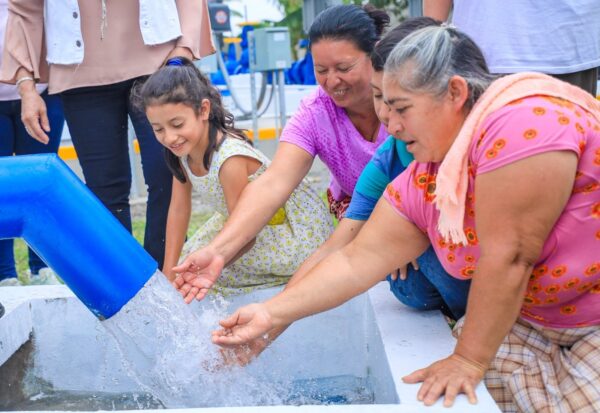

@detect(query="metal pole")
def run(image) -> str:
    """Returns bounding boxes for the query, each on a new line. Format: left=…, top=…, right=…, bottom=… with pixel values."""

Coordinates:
left=277, top=69, right=287, bottom=135
left=127, top=118, right=140, bottom=199
left=248, top=31, right=259, bottom=140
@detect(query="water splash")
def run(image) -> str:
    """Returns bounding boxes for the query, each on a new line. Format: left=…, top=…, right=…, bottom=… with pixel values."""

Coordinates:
left=102, top=271, right=286, bottom=408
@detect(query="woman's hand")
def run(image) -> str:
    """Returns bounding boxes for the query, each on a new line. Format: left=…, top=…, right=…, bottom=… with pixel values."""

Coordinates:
left=212, top=303, right=274, bottom=347
left=218, top=324, right=289, bottom=366
left=391, top=259, right=420, bottom=281
left=172, top=248, right=225, bottom=303
left=402, top=353, right=487, bottom=407
left=19, top=84, right=50, bottom=144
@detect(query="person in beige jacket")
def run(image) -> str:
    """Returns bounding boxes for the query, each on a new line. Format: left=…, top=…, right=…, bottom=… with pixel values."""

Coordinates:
left=0, top=0, right=214, bottom=267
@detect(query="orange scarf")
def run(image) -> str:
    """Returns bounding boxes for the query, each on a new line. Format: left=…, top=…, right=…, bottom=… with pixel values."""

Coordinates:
left=435, top=72, right=600, bottom=244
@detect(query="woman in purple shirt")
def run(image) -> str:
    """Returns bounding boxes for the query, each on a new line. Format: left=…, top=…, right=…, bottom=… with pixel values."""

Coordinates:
left=172, top=5, right=391, bottom=295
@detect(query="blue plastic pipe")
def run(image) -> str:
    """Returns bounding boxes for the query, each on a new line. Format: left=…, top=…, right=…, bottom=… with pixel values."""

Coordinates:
left=0, top=154, right=157, bottom=319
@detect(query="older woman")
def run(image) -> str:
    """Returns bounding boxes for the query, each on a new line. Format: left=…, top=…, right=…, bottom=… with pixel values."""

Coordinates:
left=210, top=26, right=600, bottom=412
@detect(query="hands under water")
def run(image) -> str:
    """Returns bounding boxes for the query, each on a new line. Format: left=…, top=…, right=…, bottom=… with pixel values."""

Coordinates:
left=170, top=250, right=278, bottom=365
left=209, top=301, right=487, bottom=407
left=171, top=248, right=225, bottom=303
left=172, top=250, right=482, bottom=407
left=211, top=303, right=278, bottom=366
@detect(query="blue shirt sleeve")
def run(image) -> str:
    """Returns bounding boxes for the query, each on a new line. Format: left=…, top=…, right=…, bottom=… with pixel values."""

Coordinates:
left=345, top=136, right=411, bottom=221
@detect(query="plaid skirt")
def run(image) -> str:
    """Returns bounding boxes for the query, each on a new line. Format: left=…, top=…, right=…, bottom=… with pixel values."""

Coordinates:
left=454, top=318, right=600, bottom=413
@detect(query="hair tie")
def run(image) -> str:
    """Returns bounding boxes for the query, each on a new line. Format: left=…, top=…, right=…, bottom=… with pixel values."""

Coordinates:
left=166, top=57, right=185, bottom=67
left=441, top=22, right=457, bottom=29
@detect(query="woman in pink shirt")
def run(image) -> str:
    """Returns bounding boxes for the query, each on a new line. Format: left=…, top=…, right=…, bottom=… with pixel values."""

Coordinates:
left=211, top=26, right=600, bottom=412
left=173, top=5, right=390, bottom=285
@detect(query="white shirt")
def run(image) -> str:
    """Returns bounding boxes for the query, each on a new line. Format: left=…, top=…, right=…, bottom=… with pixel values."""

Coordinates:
left=453, top=0, right=600, bottom=74
left=43, top=0, right=182, bottom=65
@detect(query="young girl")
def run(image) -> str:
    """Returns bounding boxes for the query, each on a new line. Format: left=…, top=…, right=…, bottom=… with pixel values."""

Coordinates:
left=135, top=57, right=332, bottom=298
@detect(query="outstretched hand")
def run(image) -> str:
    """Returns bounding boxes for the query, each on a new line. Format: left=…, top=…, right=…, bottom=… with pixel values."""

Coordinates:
left=212, top=303, right=274, bottom=349
left=172, top=248, right=225, bottom=303
left=402, top=353, right=487, bottom=407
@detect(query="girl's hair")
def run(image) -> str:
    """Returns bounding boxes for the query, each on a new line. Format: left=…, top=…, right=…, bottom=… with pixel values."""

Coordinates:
left=132, top=57, right=249, bottom=183
left=308, top=4, right=390, bottom=54
left=384, top=25, right=496, bottom=109
left=371, top=17, right=441, bottom=72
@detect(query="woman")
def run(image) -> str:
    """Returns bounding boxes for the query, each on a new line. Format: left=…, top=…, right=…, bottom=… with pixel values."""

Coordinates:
left=0, top=0, right=214, bottom=268
left=173, top=4, right=391, bottom=297
left=211, top=17, right=471, bottom=367
left=210, top=26, right=600, bottom=412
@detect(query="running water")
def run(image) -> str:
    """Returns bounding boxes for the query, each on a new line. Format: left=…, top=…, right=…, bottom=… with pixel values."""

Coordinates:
left=102, top=271, right=286, bottom=408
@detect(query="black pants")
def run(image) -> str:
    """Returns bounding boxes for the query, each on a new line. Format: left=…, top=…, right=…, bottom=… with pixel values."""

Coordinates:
left=61, top=79, right=172, bottom=268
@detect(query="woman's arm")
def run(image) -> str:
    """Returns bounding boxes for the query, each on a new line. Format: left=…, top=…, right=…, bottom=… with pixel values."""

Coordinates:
left=1, top=0, right=47, bottom=84
left=423, top=0, right=453, bottom=21
left=1, top=1, right=49, bottom=144
left=163, top=177, right=193, bottom=281
left=213, top=198, right=430, bottom=343
left=173, top=0, right=215, bottom=60
left=404, top=150, right=578, bottom=407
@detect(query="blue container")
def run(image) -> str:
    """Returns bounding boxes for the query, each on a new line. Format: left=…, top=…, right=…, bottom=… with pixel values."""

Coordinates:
left=0, top=154, right=157, bottom=319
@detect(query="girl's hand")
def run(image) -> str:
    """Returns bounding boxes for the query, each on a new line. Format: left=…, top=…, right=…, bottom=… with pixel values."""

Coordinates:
left=391, top=260, right=420, bottom=281
left=212, top=303, right=274, bottom=347
left=402, top=353, right=487, bottom=407
left=172, top=248, right=225, bottom=303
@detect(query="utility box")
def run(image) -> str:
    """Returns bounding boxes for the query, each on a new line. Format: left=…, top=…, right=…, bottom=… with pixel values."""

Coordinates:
left=302, top=0, right=342, bottom=34
left=252, top=27, right=292, bottom=72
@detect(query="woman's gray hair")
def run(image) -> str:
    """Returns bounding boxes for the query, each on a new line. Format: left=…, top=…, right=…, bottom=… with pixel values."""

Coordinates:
left=384, top=26, right=495, bottom=109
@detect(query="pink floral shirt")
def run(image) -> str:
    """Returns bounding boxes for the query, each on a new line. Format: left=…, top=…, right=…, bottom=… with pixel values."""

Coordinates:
left=384, top=96, right=600, bottom=328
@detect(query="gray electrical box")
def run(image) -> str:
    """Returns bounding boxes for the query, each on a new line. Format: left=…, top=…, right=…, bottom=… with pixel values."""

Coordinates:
left=252, top=27, right=292, bottom=72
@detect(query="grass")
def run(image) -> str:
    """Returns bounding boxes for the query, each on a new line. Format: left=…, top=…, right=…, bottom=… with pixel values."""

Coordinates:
left=13, top=212, right=213, bottom=282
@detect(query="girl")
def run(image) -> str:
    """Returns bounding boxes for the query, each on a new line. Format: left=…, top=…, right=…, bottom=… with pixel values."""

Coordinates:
left=135, top=57, right=332, bottom=299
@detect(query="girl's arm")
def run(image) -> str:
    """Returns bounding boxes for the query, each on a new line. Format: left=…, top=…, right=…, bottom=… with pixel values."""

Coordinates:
left=174, top=154, right=263, bottom=301
left=173, top=143, right=315, bottom=302
left=163, top=177, right=193, bottom=281
left=218, top=154, right=263, bottom=263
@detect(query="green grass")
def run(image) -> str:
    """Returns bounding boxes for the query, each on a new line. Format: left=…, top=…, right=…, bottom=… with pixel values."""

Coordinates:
left=13, top=212, right=212, bottom=281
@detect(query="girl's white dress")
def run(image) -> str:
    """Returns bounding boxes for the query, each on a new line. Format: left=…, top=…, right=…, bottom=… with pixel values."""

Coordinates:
left=180, top=136, right=333, bottom=296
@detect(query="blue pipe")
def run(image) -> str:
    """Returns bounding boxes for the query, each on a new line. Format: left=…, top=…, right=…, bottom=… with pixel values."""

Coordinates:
left=0, top=154, right=157, bottom=319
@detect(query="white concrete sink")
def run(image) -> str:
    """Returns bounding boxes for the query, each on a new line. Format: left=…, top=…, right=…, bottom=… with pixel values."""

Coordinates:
left=0, top=282, right=499, bottom=412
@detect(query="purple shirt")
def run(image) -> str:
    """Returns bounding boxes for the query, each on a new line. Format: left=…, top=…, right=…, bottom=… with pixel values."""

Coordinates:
left=280, top=87, right=388, bottom=200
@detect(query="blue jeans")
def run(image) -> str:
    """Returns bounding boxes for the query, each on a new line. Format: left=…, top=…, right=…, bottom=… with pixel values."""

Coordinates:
left=60, top=79, right=172, bottom=268
left=0, top=92, right=64, bottom=279
left=387, top=246, right=471, bottom=320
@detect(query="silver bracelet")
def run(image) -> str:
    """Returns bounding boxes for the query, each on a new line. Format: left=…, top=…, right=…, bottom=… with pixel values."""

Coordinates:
left=15, top=76, right=35, bottom=89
